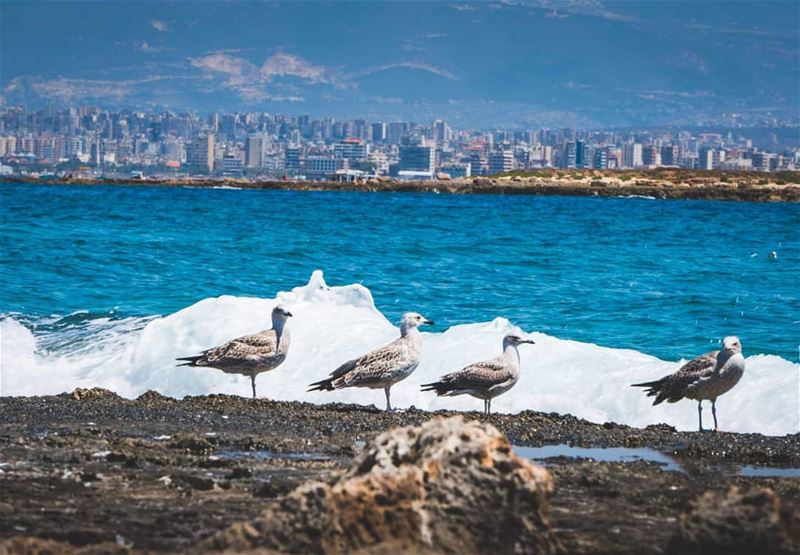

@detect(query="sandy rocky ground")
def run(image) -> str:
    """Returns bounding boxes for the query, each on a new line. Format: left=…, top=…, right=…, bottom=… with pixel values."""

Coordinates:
left=0, top=389, right=798, bottom=554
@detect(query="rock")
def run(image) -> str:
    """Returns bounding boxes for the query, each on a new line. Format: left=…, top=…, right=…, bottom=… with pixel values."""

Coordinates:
left=472, top=177, right=494, bottom=187
left=68, top=388, right=119, bottom=401
left=204, top=416, right=558, bottom=554
left=176, top=474, right=217, bottom=491
left=0, top=536, right=76, bottom=554
left=666, top=487, right=800, bottom=555
left=167, top=434, right=215, bottom=454
left=227, top=467, right=252, bottom=480
left=0, top=536, right=130, bottom=554
left=135, top=390, right=173, bottom=404
left=252, top=477, right=298, bottom=498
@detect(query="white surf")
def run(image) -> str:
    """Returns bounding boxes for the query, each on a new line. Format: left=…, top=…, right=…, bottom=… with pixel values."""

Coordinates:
left=1, top=271, right=797, bottom=435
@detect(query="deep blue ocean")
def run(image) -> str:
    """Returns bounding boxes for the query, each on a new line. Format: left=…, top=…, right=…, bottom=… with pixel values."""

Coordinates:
left=1, top=181, right=799, bottom=362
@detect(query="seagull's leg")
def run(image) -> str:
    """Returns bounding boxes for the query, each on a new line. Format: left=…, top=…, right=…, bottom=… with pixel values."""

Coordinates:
left=251, top=375, right=257, bottom=399
left=711, top=398, right=718, bottom=432
left=488, top=399, right=492, bottom=415
left=483, top=399, right=488, bottom=415
left=697, top=400, right=704, bottom=432
left=384, top=387, right=392, bottom=412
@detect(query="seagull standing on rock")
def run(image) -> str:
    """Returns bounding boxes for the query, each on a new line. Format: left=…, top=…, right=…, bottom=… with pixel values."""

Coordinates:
left=176, top=305, right=292, bottom=399
left=421, top=334, right=535, bottom=415
left=631, top=336, right=745, bottom=432
left=308, top=312, right=433, bottom=412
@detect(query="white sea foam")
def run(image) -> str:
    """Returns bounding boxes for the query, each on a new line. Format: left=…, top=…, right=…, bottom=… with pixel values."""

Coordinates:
left=1, top=271, right=798, bottom=435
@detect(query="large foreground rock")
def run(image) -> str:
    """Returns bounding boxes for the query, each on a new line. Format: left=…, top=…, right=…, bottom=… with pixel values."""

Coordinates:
left=204, top=416, right=558, bottom=554
left=667, top=487, right=800, bottom=555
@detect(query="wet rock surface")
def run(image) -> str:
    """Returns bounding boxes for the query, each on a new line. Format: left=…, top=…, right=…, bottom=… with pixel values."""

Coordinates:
left=666, top=487, right=799, bottom=555
left=0, top=392, right=798, bottom=554
left=205, top=416, right=558, bottom=554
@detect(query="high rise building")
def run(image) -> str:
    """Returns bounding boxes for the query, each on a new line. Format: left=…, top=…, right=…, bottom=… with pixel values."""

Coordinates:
left=528, top=145, right=552, bottom=168
left=561, top=141, right=577, bottom=169
left=187, top=134, right=215, bottom=172
left=285, top=146, right=301, bottom=173
left=622, top=143, right=643, bottom=168
left=660, top=145, right=678, bottom=166
left=370, top=122, right=386, bottom=143
left=334, top=138, right=368, bottom=161
left=303, top=156, right=345, bottom=179
left=432, top=119, right=451, bottom=145
left=642, top=145, right=660, bottom=167
left=387, top=122, right=409, bottom=144
left=698, top=147, right=714, bottom=170
left=488, top=150, right=514, bottom=174
left=221, top=154, right=243, bottom=177
left=399, top=145, right=434, bottom=173
left=593, top=148, right=608, bottom=169
left=575, top=140, right=589, bottom=168
left=246, top=135, right=265, bottom=168
left=220, top=114, right=237, bottom=141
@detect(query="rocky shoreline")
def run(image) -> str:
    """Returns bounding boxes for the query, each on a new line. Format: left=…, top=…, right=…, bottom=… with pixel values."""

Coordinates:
left=4, top=170, right=800, bottom=202
left=1, top=390, right=798, bottom=554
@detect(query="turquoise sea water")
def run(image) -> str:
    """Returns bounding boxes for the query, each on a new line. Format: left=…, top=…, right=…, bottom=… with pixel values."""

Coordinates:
left=1, top=181, right=799, bottom=362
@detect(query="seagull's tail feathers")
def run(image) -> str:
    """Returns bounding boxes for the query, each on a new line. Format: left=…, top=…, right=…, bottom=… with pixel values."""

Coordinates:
left=309, top=358, right=359, bottom=391
left=420, top=380, right=450, bottom=396
left=631, top=376, right=670, bottom=405
left=176, top=355, right=202, bottom=367
left=308, top=377, right=336, bottom=392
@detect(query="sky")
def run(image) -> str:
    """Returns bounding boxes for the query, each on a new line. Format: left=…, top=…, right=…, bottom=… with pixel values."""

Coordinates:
left=1, top=0, right=798, bottom=127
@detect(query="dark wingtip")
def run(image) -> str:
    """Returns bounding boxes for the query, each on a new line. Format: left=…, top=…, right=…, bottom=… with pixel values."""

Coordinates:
left=307, top=379, right=334, bottom=392
left=175, top=356, right=200, bottom=367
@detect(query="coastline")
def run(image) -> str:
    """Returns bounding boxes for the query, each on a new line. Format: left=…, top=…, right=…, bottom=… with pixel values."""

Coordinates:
left=1, top=391, right=798, bottom=553
left=4, top=170, right=800, bottom=202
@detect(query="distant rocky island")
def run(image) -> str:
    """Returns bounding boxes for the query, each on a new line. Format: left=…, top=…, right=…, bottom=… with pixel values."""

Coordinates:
left=5, top=169, right=800, bottom=202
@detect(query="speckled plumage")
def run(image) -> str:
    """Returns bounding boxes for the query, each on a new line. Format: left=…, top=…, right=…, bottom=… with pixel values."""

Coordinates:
left=181, top=328, right=290, bottom=375
left=328, top=332, right=422, bottom=389
left=177, top=306, right=292, bottom=398
left=421, top=334, right=535, bottom=414
left=308, top=312, right=433, bottom=411
left=632, top=336, right=745, bottom=431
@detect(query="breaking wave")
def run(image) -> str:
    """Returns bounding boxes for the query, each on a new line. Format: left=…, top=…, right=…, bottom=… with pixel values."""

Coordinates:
left=1, top=271, right=797, bottom=435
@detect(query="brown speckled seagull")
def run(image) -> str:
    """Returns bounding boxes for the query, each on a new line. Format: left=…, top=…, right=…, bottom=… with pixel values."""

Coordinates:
left=308, top=312, right=433, bottom=412
left=421, top=334, right=535, bottom=415
left=632, top=336, right=745, bottom=432
left=177, top=305, right=292, bottom=399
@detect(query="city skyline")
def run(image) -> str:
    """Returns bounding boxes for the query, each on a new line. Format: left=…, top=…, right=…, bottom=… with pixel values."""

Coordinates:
left=1, top=102, right=796, bottom=179
left=2, top=1, right=798, bottom=128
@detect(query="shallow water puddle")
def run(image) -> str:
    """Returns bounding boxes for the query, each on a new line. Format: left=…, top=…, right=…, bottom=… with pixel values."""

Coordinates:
left=740, top=465, right=800, bottom=478
left=513, top=444, right=683, bottom=472
left=513, top=444, right=800, bottom=478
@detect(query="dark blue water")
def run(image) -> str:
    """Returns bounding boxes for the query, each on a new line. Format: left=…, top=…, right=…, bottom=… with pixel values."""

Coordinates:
left=2, top=182, right=798, bottom=361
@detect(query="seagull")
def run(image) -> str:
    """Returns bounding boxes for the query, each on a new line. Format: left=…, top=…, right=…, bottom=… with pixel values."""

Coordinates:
left=421, top=334, right=535, bottom=415
left=631, top=336, right=745, bottom=432
left=308, top=312, right=433, bottom=412
left=176, top=305, right=292, bottom=399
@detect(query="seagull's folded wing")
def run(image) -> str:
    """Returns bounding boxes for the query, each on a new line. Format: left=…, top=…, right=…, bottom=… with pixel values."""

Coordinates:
left=339, top=342, right=411, bottom=387
left=442, top=358, right=511, bottom=389
left=200, top=332, right=278, bottom=366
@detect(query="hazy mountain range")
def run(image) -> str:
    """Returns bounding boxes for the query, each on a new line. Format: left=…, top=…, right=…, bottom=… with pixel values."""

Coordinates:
left=1, top=0, right=798, bottom=128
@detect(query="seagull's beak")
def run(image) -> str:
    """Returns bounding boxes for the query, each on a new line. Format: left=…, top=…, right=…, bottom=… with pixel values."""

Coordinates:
left=520, top=338, right=536, bottom=345
left=286, top=311, right=293, bottom=318
left=423, top=318, right=434, bottom=326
